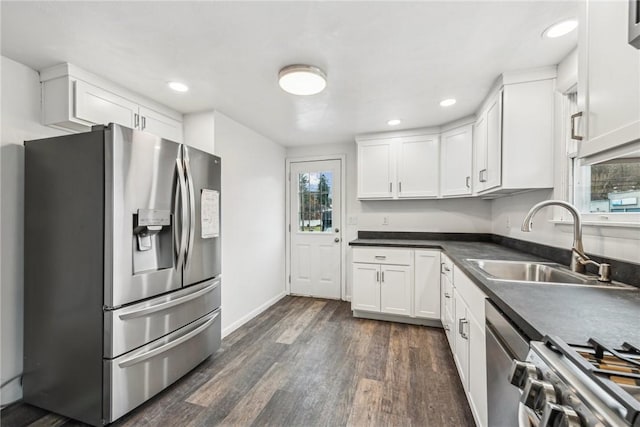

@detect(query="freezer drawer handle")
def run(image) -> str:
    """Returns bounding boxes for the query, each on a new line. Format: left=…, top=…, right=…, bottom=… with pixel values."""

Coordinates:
left=118, top=311, right=219, bottom=368
left=118, top=281, right=220, bottom=320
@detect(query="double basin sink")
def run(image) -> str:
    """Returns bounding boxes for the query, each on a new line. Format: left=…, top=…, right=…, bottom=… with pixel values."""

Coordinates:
left=468, top=259, right=632, bottom=289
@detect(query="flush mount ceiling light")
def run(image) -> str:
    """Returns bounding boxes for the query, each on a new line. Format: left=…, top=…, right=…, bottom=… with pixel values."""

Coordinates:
left=387, top=119, right=401, bottom=126
left=278, top=64, right=327, bottom=95
left=168, top=81, right=189, bottom=92
left=543, top=19, right=578, bottom=38
left=440, top=98, right=457, bottom=107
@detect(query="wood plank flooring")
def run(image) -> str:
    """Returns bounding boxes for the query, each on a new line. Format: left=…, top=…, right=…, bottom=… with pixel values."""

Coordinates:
left=1, top=297, right=474, bottom=427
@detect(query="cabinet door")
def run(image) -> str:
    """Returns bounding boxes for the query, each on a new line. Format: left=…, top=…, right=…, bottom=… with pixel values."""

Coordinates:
left=579, top=0, right=640, bottom=158
left=414, top=250, right=441, bottom=319
left=396, top=135, right=439, bottom=198
left=139, top=106, right=183, bottom=143
left=453, top=290, right=469, bottom=391
left=352, top=263, right=380, bottom=312
left=468, top=312, right=488, bottom=427
left=441, top=125, right=473, bottom=196
left=473, top=114, right=487, bottom=192
left=357, top=140, right=395, bottom=199
left=75, top=80, right=138, bottom=129
left=380, top=265, right=411, bottom=316
left=484, top=92, right=502, bottom=191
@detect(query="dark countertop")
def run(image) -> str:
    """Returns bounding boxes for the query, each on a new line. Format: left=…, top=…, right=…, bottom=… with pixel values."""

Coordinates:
left=350, top=238, right=640, bottom=348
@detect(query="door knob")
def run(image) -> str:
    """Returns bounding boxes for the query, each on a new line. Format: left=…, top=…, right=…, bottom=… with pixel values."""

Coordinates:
left=334, top=237, right=340, bottom=243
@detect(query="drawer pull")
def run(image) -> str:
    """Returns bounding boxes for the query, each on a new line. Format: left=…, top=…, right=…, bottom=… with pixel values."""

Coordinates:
left=374, top=256, right=387, bottom=260
left=118, top=281, right=219, bottom=320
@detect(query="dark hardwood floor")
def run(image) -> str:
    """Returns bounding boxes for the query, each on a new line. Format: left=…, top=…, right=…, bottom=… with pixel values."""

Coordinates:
left=1, top=297, right=474, bottom=426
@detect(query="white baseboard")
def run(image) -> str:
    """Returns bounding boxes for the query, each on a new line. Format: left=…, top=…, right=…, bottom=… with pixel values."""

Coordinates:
left=221, top=291, right=287, bottom=338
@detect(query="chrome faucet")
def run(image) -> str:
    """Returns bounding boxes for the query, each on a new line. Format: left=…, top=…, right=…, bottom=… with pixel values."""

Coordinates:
left=521, top=200, right=611, bottom=281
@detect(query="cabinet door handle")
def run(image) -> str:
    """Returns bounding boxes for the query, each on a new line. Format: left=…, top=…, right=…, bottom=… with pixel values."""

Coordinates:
left=134, top=113, right=139, bottom=128
left=465, top=176, right=471, bottom=188
left=444, top=292, right=451, bottom=298
left=479, top=169, right=488, bottom=183
left=399, top=181, right=402, bottom=193
left=441, top=262, right=450, bottom=272
left=389, top=182, right=392, bottom=193
left=381, top=271, right=385, bottom=283
left=377, top=271, right=380, bottom=282
left=459, top=318, right=469, bottom=339
left=571, top=111, right=583, bottom=141
left=141, top=116, right=146, bottom=130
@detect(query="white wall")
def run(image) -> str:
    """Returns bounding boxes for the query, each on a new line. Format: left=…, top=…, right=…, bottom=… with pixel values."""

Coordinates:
left=287, top=142, right=493, bottom=298
left=183, top=111, right=215, bottom=154
left=0, top=56, right=69, bottom=405
left=214, top=111, right=287, bottom=336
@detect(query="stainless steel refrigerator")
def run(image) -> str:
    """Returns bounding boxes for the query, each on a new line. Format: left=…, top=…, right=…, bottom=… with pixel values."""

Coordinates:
left=23, top=123, right=222, bottom=425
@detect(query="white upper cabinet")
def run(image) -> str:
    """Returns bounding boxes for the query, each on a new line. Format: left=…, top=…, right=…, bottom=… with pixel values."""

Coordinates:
left=474, top=69, right=556, bottom=196
left=357, top=139, right=395, bottom=198
left=441, top=124, right=473, bottom=196
left=357, top=133, right=439, bottom=199
left=396, top=135, right=439, bottom=198
left=40, top=63, right=184, bottom=142
left=577, top=0, right=640, bottom=159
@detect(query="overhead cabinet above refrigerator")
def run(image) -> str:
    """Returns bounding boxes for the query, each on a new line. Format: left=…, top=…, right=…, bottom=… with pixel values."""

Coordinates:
left=23, top=124, right=221, bottom=426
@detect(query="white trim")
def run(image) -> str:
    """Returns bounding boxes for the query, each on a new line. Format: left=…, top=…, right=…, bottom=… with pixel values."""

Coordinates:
left=285, top=154, right=347, bottom=301
left=222, top=292, right=287, bottom=338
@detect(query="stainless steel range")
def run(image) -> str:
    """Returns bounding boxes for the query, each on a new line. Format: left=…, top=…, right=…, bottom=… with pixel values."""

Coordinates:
left=23, top=124, right=222, bottom=426
left=510, top=336, right=640, bottom=426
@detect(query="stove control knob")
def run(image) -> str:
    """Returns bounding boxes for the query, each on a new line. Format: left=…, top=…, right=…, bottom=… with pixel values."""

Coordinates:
left=540, top=402, right=581, bottom=427
left=509, top=360, right=539, bottom=389
left=521, top=378, right=557, bottom=412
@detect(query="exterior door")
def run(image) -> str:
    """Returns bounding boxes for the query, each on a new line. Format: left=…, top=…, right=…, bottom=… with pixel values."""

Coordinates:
left=290, top=159, right=342, bottom=299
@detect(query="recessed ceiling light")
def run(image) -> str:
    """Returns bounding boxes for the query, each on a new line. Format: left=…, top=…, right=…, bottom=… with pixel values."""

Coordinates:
left=278, top=64, right=327, bottom=96
left=543, top=19, right=578, bottom=38
left=440, top=98, right=457, bottom=107
left=168, top=81, right=189, bottom=92
left=387, top=119, right=401, bottom=126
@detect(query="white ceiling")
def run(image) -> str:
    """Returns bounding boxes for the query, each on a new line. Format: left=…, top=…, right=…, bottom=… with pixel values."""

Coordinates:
left=1, top=1, right=578, bottom=147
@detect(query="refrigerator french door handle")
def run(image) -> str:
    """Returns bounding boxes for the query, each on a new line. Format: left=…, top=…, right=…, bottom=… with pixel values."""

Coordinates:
left=117, top=311, right=220, bottom=368
left=117, top=281, right=220, bottom=320
left=175, top=158, right=189, bottom=270
left=183, top=147, right=196, bottom=270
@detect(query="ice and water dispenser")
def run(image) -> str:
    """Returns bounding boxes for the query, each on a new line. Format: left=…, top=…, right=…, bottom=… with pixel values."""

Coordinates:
left=132, top=209, right=173, bottom=274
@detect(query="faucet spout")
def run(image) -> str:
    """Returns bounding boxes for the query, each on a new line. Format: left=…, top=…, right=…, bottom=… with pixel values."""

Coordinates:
left=520, top=200, right=585, bottom=273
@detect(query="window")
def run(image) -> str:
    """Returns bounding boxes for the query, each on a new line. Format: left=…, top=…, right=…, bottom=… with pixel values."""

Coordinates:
left=297, top=171, right=333, bottom=232
left=574, top=158, right=640, bottom=213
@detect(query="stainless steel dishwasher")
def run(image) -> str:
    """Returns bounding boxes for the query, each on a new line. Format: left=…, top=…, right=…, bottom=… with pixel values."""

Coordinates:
left=485, top=300, right=531, bottom=427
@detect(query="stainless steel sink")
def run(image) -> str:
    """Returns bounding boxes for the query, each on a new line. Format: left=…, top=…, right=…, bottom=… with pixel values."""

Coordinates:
left=467, top=259, right=632, bottom=289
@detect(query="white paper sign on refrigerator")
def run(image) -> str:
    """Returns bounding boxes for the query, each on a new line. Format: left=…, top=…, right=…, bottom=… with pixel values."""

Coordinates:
left=201, top=189, right=219, bottom=238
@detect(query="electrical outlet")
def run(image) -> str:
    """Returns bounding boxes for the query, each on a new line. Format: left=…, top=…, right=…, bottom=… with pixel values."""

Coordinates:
left=382, top=216, right=389, bottom=225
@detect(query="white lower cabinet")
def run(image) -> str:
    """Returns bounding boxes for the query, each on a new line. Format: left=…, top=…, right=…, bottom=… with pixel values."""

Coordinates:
left=379, top=265, right=411, bottom=315
left=351, top=247, right=440, bottom=321
left=450, top=267, right=488, bottom=427
left=414, top=249, right=441, bottom=319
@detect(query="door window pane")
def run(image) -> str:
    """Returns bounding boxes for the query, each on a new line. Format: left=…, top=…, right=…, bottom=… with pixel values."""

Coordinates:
left=298, top=171, right=333, bottom=232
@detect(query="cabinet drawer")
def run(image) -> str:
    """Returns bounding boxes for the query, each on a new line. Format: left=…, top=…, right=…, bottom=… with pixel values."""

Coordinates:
left=441, top=253, right=454, bottom=281
left=352, top=247, right=412, bottom=265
